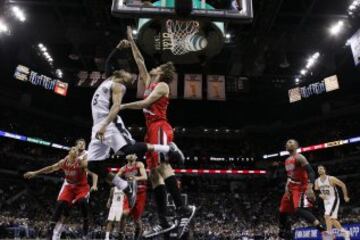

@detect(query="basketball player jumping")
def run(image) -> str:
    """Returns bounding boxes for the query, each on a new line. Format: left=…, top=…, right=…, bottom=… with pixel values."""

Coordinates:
left=120, top=26, right=196, bottom=238
left=24, top=146, right=98, bottom=240
left=86, top=39, right=185, bottom=208
left=315, top=165, right=351, bottom=240
left=117, top=154, right=148, bottom=240
left=279, top=139, right=325, bottom=239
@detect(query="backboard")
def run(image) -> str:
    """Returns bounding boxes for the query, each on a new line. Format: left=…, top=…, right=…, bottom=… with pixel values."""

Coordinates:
left=111, top=0, right=253, bottom=22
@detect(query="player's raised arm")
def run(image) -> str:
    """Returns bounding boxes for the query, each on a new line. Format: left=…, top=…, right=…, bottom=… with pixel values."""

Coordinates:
left=296, top=154, right=315, bottom=185
left=127, top=26, right=151, bottom=87
left=105, top=39, right=130, bottom=78
left=121, top=82, right=169, bottom=110
left=23, top=159, right=64, bottom=179
left=330, top=177, right=350, bottom=202
left=296, top=154, right=316, bottom=200
left=96, top=83, right=125, bottom=141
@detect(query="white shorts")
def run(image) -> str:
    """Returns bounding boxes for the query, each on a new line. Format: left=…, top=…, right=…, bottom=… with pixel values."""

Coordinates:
left=324, top=197, right=340, bottom=219
left=87, top=118, right=134, bottom=161
left=108, top=206, right=123, bottom=222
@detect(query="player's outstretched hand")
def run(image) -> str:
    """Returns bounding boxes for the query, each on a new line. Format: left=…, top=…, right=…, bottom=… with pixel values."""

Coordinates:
left=95, top=125, right=106, bottom=142
left=117, top=39, right=130, bottom=49
left=24, top=171, right=36, bottom=179
left=91, top=185, right=98, bottom=192
left=344, top=196, right=350, bottom=203
left=305, top=188, right=316, bottom=201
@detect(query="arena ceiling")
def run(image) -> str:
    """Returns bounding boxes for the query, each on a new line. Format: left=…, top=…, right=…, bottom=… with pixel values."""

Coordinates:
left=1, top=0, right=354, bottom=87
left=0, top=0, right=359, bottom=127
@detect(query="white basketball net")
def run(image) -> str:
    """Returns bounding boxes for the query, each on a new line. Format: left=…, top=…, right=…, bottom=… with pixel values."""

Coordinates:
left=166, top=19, right=200, bottom=55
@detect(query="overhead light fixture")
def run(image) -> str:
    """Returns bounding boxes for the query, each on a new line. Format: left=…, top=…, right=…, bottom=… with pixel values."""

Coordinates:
left=329, top=20, right=344, bottom=36
left=295, top=78, right=300, bottom=84
left=225, top=33, right=231, bottom=43
left=56, top=69, right=63, bottom=78
left=0, top=20, right=9, bottom=34
left=348, top=0, right=360, bottom=14
left=132, top=29, right=138, bottom=35
left=300, top=69, right=307, bottom=75
left=306, top=52, right=320, bottom=69
left=11, top=6, right=26, bottom=22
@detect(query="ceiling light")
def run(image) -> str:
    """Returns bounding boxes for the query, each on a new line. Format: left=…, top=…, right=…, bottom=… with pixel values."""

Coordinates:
left=12, top=6, right=26, bottom=22
left=329, top=20, right=344, bottom=36
left=0, top=20, right=9, bottom=33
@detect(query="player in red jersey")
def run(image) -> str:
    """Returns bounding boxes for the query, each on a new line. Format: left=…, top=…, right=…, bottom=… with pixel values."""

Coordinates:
left=24, top=146, right=98, bottom=239
left=116, top=154, right=148, bottom=240
left=51, top=138, right=93, bottom=240
left=278, top=139, right=325, bottom=239
left=120, top=26, right=196, bottom=239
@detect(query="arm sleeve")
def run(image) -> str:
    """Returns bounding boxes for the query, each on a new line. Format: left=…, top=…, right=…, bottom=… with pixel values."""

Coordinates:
left=304, top=164, right=315, bottom=184
left=105, top=48, right=120, bottom=78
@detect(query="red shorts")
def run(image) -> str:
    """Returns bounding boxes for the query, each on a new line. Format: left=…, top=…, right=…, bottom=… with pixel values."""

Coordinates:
left=57, top=182, right=90, bottom=204
left=123, top=189, right=147, bottom=221
left=145, top=120, right=174, bottom=169
left=279, top=186, right=312, bottom=213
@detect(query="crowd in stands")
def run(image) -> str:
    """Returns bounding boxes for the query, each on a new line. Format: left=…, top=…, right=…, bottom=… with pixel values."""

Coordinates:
left=0, top=149, right=359, bottom=239
left=1, top=109, right=360, bottom=239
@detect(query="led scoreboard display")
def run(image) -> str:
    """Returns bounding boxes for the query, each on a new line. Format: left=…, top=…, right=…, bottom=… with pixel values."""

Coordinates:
left=14, top=65, right=68, bottom=96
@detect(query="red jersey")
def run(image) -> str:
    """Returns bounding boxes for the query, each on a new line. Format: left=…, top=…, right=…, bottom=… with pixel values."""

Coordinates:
left=121, top=163, right=147, bottom=193
left=143, top=82, right=169, bottom=126
left=285, top=154, right=308, bottom=189
left=60, top=157, right=88, bottom=185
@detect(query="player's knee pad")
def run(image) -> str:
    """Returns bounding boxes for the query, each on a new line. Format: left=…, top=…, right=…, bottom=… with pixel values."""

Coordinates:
left=118, top=142, right=147, bottom=156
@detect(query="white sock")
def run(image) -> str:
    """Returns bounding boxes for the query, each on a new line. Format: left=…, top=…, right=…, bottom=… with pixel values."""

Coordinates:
left=341, top=228, right=349, bottom=236
left=54, top=222, right=62, bottom=233
left=105, top=232, right=110, bottom=240
left=112, top=176, right=129, bottom=190
left=153, top=145, right=170, bottom=153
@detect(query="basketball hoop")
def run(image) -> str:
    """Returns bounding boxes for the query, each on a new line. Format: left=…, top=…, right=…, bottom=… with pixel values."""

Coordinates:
left=166, top=19, right=204, bottom=55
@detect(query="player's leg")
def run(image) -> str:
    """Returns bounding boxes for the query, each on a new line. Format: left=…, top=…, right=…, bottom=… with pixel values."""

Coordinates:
left=130, top=191, right=147, bottom=240
left=105, top=221, right=113, bottom=240
left=50, top=200, right=70, bottom=239
left=73, top=185, right=91, bottom=239
left=143, top=124, right=177, bottom=238
left=53, top=214, right=67, bottom=240
left=87, top=137, right=130, bottom=192
left=332, top=219, right=350, bottom=240
left=156, top=122, right=196, bottom=238
left=327, top=197, right=350, bottom=240
left=278, top=193, right=294, bottom=239
left=114, top=121, right=184, bottom=161
left=106, top=206, right=117, bottom=240
left=77, top=198, right=90, bottom=239
left=51, top=184, right=73, bottom=239
left=293, top=190, right=325, bottom=232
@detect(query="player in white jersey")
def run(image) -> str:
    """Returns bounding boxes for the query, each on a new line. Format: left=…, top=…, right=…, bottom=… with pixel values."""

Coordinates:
left=105, top=187, right=125, bottom=240
left=87, top=39, right=185, bottom=208
left=314, top=165, right=351, bottom=240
